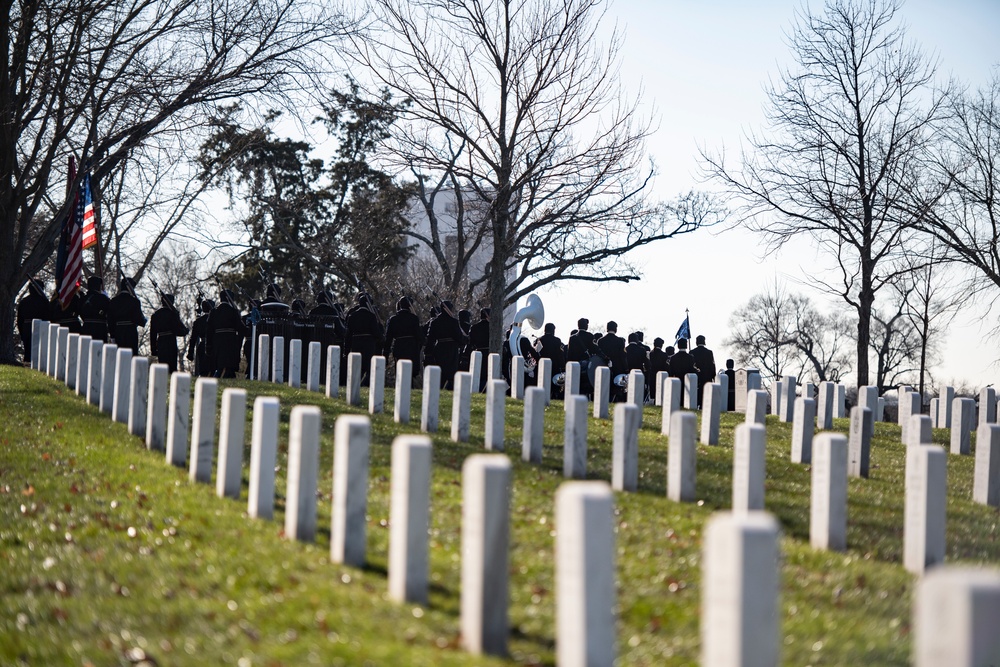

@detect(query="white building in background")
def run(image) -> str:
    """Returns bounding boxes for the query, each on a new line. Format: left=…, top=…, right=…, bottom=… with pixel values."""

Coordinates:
left=402, top=183, right=516, bottom=323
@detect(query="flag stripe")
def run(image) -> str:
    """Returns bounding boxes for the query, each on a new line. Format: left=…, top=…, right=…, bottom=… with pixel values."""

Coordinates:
left=57, top=173, right=89, bottom=308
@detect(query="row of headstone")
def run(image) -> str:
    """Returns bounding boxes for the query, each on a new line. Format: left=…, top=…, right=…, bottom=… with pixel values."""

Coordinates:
left=29, top=319, right=1000, bottom=664
left=702, top=507, right=1000, bottom=666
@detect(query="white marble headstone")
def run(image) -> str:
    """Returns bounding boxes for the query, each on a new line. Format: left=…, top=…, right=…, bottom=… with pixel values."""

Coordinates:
left=247, top=396, right=280, bottom=520
left=556, top=481, right=617, bottom=667
left=421, top=365, right=440, bottom=433
left=216, top=388, right=247, bottom=500
left=461, top=454, right=511, bottom=656
left=285, top=405, right=321, bottom=542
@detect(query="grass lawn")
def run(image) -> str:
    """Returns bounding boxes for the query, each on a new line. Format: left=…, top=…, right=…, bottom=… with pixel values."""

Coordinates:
left=2, top=364, right=999, bottom=666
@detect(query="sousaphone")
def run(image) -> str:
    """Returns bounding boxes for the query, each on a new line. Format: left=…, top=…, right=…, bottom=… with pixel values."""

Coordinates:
left=508, top=294, right=544, bottom=357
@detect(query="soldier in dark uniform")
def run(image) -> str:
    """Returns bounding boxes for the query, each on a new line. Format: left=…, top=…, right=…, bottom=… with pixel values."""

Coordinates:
left=648, top=337, right=670, bottom=402
left=566, top=318, right=593, bottom=364
left=668, top=337, right=697, bottom=405
left=50, top=289, right=83, bottom=333
left=690, top=334, right=717, bottom=408
left=78, top=276, right=112, bottom=342
left=421, top=306, right=439, bottom=369
left=567, top=317, right=603, bottom=395
left=467, top=308, right=491, bottom=391
left=536, top=323, right=566, bottom=374
left=424, top=300, right=466, bottom=389
left=205, top=289, right=246, bottom=378
left=597, top=321, right=627, bottom=376
left=597, top=321, right=627, bottom=402
left=16, top=278, right=50, bottom=363
left=150, top=293, right=189, bottom=373
left=259, top=283, right=290, bottom=316
left=724, top=358, right=737, bottom=411
left=187, top=298, right=215, bottom=376
left=383, top=296, right=423, bottom=384
left=309, top=290, right=341, bottom=384
left=240, top=296, right=260, bottom=378
left=625, top=333, right=649, bottom=374
left=108, top=276, right=146, bottom=355
left=345, top=293, right=383, bottom=383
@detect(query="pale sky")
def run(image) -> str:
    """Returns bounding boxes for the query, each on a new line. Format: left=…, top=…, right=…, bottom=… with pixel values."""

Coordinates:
left=537, top=0, right=1000, bottom=389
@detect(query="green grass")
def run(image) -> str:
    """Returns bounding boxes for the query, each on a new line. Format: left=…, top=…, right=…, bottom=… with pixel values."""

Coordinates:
left=1, top=365, right=999, bottom=666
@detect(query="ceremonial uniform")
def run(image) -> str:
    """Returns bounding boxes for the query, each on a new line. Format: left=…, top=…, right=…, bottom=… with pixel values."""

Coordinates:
left=205, top=292, right=246, bottom=378
left=50, top=293, right=83, bottom=334
left=345, top=295, right=383, bottom=383
left=690, top=338, right=717, bottom=408
left=187, top=300, right=214, bottom=377
left=648, top=344, right=670, bottom=401
left=597, top=330, right=627, bottom=376
left=383, top=299, right=423, bottom=380
left=16, top=281, right=50, bottom=363
left=467, top=310, right=491, bottom=390
left=78, top=279, right=112, bottom=342
left=668, top=346, right=697, bottom=409
left=108, top=278, right=146, bottom=355
left=150, top=296, right=189, bottom=373
left=424, top=302, right=466, bottom=389
left=309, top=292, right=342, bottom=384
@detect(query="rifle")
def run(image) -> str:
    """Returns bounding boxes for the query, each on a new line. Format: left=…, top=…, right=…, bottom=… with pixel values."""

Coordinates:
left=120, top=271, right=137, bottom=298
left=149, top=278, right=177, bottom=313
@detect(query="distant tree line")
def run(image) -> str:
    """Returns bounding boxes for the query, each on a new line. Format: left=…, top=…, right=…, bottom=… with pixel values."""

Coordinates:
left=703, top=0, right=999, bottom=389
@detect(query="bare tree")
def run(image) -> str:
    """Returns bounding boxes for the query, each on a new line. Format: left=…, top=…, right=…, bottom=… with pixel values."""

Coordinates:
left=911, top=74, right=1000, bottom=299
left=899, top=245, right=961, bottom=397
left=353, top=0, right=718, bottom=351
left=725, top=281, right=853, bottom=384
left=137, top=240, right=208, bottom=364
left=701, top=0, right=944, bottom=385
left=869, top=286, right=921, bottom=391
left=0, top=0, right=350, bottom=363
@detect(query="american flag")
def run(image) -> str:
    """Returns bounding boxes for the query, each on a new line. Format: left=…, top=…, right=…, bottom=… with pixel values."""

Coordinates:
left=80, top=174, right=96, bottom=249
left=55, top=163, right=86, bottom=309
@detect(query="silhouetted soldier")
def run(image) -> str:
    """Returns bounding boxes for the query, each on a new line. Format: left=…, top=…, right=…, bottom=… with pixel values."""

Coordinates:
left=668, top=338, right=696, bottom=405
left=108, top=276, right=146, bottom=355
left=424, top=300, right=466, bottom=389
left=187, top=298, right=215, bottom=376
left=309, top=290, right=341, bottom=384
left=205, top=289, right=246, bottom=378
left=567, top=317, right=599, bottom=394
left=50, top=289, right=82, bottom=333
left=422, top=306, right=439, bottom=369
left=536, top=322, right=566, bottom=374
left=16, top=278, right=49, bottom=363
left=345, top=293, right=383, bottom=383
left=690, top=334, right=717, bottom=408
left=625, top=332, right=649, bottom=374
left=150, top=293, right=189, bottom=373
left=79, top=276, right=112, bottom=342
left=259, top=283, right=290, bottom=316
left=467, top=308, right=491, bottom=390
left=724, top=358, right=737, bottom=410
left=648, top=337, right=669, bottom=402
left=384, top=297, right=423, bottom=382
left=597, top=320, right=627, bottom=379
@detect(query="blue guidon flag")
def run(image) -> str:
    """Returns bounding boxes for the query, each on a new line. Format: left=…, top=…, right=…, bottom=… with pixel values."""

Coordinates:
left=674, top=314, right=690, bottom=343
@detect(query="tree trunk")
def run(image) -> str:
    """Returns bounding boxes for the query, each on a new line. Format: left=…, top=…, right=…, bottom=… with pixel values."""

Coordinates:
left=856, top=302, right=871, bottom=387
left=0, top=278, right=20, bottom=365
